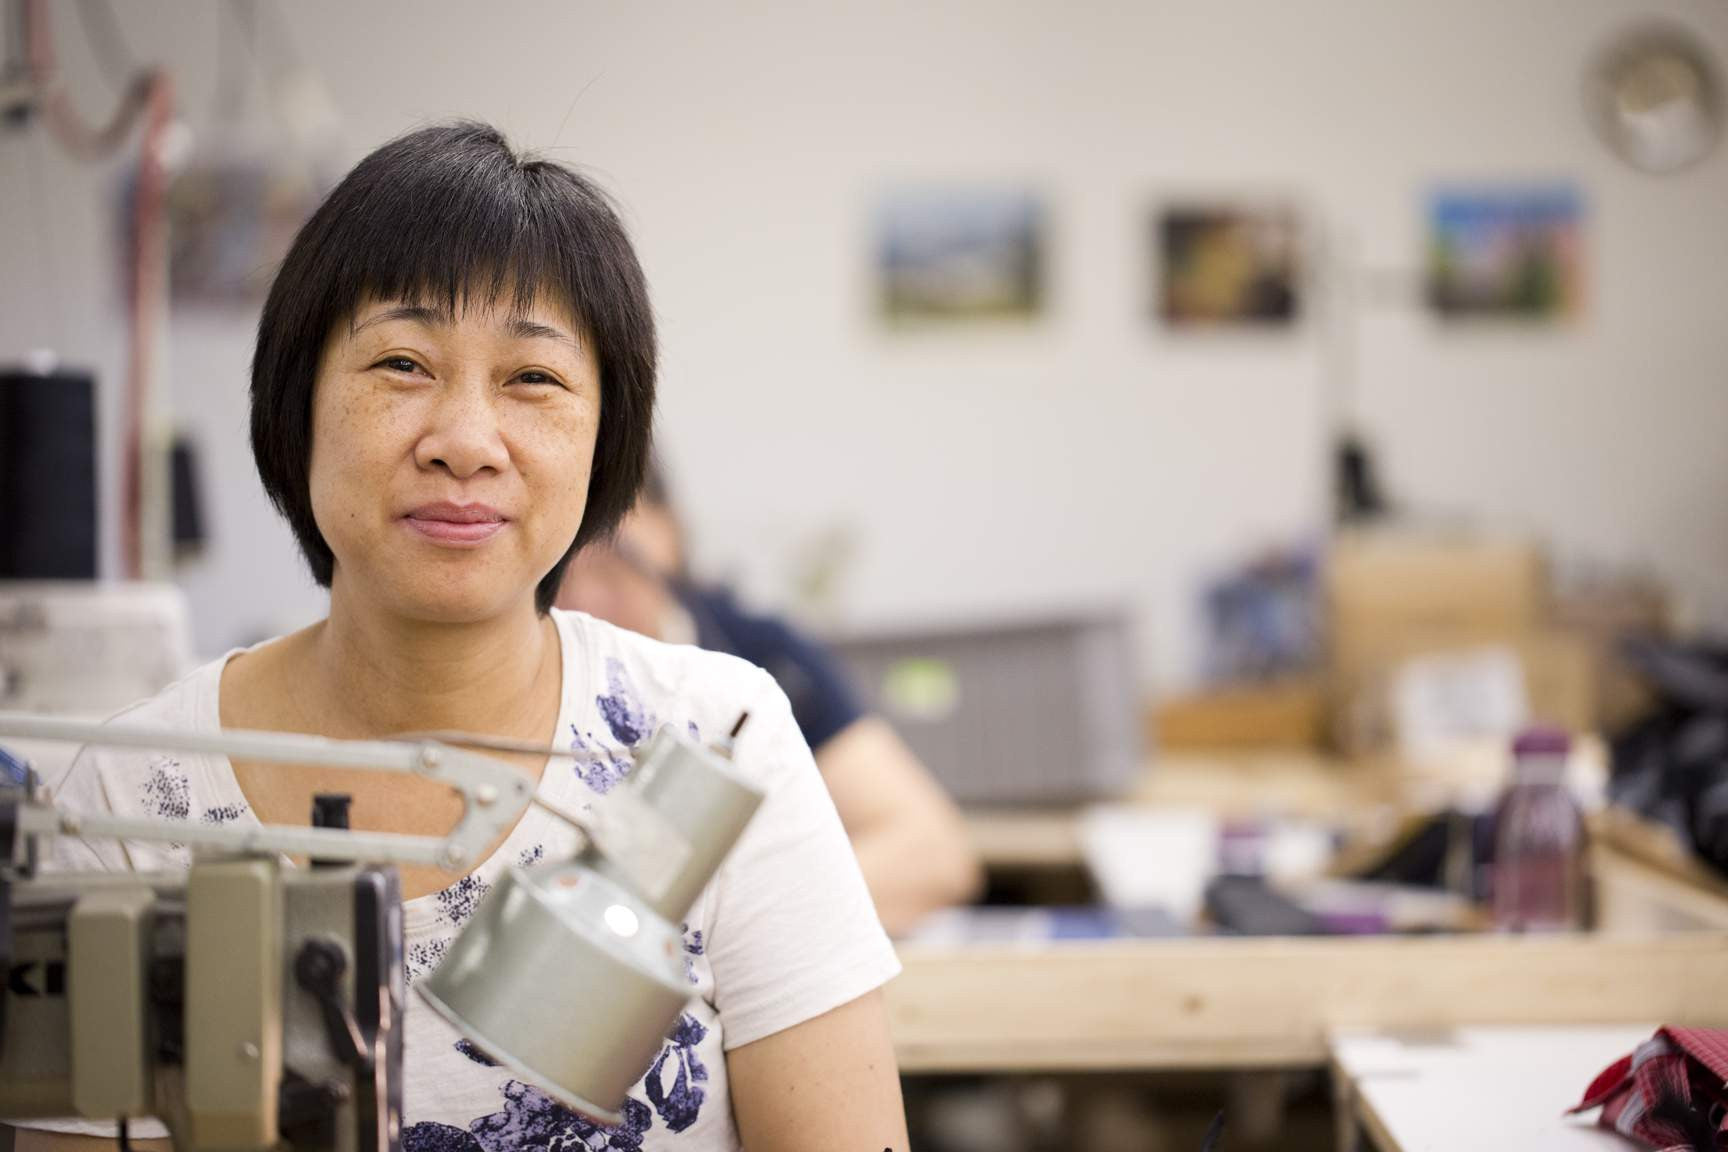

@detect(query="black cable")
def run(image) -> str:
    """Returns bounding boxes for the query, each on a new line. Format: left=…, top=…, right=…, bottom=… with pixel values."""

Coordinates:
left=1198, top=1110, right=1226, bottom=1152
left=117, top=1118, right=132, bottom=1152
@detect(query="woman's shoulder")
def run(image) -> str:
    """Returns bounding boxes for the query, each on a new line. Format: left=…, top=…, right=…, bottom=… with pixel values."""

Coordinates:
left=104, top=651, right=230, bottom=733
left=51, top=647, right=237, bottom=801
left=46, top=650, right=245, bottom=865
left=557, top=607, right=777, bottom=688
left=554, top=608, right=790, bottom=743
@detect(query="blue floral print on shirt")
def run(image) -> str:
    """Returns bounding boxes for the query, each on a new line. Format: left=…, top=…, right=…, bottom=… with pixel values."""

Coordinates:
left=468, top=1080, right=653, bottom=1152
left=643, top=1014, right=709, bottom=1133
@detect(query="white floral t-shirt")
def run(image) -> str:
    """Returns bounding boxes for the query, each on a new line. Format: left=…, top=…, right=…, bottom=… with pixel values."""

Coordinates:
left=43, top=609, right=901, bottom=1151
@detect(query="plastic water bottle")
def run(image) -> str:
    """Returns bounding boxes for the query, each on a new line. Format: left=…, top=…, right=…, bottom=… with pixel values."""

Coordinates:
left=1492, top=728, right=1587, bottom=932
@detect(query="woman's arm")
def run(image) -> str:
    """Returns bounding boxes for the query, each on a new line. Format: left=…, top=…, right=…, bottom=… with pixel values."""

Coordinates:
left=726, top=989, right=909, bottom=1152
left=819, top=717, right=984, bottom=937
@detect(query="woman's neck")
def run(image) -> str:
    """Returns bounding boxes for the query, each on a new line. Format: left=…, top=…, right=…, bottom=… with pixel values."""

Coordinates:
left=299, top=588, right=560, bottom=741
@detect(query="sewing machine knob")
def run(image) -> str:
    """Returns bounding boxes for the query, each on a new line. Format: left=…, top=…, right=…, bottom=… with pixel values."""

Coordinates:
left=294, top=936, right=373, bottom=1072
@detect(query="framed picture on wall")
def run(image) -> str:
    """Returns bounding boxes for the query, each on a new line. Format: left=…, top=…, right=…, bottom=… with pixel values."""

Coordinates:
left=1425, top=185, right=1585, bottom=321
left=874, top=188, right=1045, bottom=326
left=1155, top=203, right=1301, bottom=328
left=120, top=155, right=331, bottom=309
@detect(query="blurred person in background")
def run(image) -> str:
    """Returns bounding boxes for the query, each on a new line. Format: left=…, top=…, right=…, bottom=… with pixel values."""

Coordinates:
left=559, top=464, right=983, bottom=936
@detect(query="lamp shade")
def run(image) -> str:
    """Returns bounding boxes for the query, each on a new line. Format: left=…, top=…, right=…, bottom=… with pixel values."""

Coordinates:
left=415, top=862, right=690, bottom=1125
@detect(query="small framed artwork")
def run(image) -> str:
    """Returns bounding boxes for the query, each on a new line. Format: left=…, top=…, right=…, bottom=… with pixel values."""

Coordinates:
left=874, top=188, right=1045, bottom=326
left=121, top=156, right=330, bottom=309
left=1426, top=185, right=1585, bottom=321
left=1156, top=203, right=1301, bottom=328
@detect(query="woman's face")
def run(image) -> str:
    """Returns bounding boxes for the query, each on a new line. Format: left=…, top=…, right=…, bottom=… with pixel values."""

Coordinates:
left=308, top=294, right=601, bottom=624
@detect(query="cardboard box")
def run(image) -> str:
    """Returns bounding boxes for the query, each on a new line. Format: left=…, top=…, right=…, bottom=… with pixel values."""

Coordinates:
left=1324, top=532, right=1594, bottom=754
left=1520, top=630, right=1597, bottom=733
left=1330, top=631, right=1596, bottom=757
left=1152, top=680, right=1325, bottom=751
left=1327, top=532, right=1548, bottom=672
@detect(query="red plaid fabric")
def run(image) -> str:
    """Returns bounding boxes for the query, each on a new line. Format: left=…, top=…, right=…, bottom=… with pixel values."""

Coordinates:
left=1568, top=1028, right=1728, bottom=1150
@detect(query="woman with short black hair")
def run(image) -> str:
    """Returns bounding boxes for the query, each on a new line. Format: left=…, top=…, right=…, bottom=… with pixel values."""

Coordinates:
left=251, top=121, right=658, bottom=609
left=31, top=122, right=908, bottom=1152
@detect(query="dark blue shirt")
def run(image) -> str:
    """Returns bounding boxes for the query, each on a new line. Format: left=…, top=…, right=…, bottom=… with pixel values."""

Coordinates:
left=678, top=584, right=863, bottom=752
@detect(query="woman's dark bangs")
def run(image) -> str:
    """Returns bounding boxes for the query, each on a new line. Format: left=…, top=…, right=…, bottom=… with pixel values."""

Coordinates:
left=332, top=163, right=589, bottom=336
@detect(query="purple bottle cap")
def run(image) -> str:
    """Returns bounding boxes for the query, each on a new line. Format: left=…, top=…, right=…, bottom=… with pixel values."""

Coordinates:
left=1513, top=726, right=1571, bottom=758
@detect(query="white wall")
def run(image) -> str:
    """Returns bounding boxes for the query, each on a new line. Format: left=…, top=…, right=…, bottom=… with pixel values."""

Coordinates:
left=3, top=0, right=1726, bottom=687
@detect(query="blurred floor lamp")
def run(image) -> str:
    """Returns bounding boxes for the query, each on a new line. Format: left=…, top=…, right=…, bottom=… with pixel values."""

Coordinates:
left=16, top=0, right=179, bottom=581
left=1317, top=232, right=1395, bottom=529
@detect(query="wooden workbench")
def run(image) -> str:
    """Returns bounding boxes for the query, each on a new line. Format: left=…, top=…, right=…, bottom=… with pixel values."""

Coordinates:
left=911, top=749, right=1728, bottom=1078
left=963, top=746, right=1728, bottom=933
left=887, top=933, right=1728, bottom=1074
left=1592, top=807, right=1728, bottom=933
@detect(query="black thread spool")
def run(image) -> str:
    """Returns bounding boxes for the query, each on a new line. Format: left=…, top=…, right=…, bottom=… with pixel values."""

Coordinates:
left=0, top=365, right=98, bottom=579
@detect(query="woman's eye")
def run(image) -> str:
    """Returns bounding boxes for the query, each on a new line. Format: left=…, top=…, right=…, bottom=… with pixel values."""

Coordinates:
left=376, top=356, right=423, bottom=374
left=515, top=370, right=564, bottom=388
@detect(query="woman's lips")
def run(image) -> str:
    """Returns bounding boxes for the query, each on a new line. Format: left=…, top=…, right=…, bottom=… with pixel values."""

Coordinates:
left=403, top=503, right=507, bottom=545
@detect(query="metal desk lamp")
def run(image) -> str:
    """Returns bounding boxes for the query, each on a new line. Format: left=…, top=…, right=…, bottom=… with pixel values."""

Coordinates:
left=0, top=711, right=763, bottom=1152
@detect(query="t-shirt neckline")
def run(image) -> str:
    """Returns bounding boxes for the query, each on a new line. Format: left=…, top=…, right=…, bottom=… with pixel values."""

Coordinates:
left=193, top=612, right=586, bottom=926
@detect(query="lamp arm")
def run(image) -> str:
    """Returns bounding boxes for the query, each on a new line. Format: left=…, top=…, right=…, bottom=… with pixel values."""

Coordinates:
left=0, top=711, right=693, bottom=891
left=0, top=711, right=534, bottom=870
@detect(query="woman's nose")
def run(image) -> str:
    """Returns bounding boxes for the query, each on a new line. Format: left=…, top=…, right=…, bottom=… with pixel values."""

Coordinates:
left=415, top=376, right=509, bottom=479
